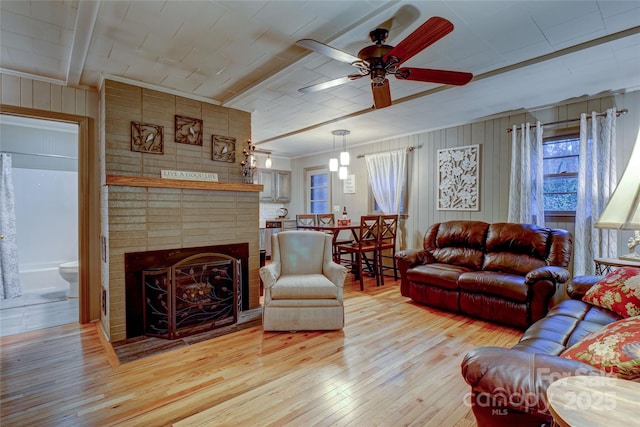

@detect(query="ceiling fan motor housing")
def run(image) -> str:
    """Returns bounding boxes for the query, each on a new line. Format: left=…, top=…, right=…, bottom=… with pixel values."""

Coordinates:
left=357, top=44, right=394, bottom=84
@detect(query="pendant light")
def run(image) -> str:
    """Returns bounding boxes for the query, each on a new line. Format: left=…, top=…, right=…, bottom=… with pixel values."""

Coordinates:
left=329, top=131, right=339, bottom=172
left=265, top=153, right=272, bottom=169
left=338, top=166, right=348, bottom=180
left=335, top=129, right=350, bottom=166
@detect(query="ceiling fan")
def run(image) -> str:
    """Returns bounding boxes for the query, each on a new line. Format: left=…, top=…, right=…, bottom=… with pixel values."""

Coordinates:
left=296, top=16, right=473, bottom=109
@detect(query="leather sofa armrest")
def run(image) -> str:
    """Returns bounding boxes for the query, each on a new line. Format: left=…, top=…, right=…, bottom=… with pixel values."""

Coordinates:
left=395, top=249, right=430, bottom=297
left=524, top=266, right=571, bottom=286
left=461, top=347, right=603, bottom=417
left=566, top=275, right=600, bottom=300
left=395, top=248, right=429, bottom=268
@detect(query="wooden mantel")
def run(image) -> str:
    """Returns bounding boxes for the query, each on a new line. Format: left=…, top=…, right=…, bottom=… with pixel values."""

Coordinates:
left=106, top=174, right=264, bottom=192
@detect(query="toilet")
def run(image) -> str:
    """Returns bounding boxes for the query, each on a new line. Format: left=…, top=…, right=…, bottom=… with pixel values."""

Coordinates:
left=58, top=261, right=79, bottom=298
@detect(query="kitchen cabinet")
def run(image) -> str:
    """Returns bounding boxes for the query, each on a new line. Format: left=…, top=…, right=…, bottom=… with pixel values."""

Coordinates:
left=258, top=169, right=290, bottom=202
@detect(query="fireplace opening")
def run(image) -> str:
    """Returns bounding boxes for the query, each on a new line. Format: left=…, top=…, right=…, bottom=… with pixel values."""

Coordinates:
left=125, top=243, right=249, bottom=339
left=143, top=253, right=239, bottom=339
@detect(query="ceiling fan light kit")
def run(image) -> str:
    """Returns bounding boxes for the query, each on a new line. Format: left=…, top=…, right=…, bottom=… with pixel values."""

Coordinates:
left=297, top=16, right=473, bottom=109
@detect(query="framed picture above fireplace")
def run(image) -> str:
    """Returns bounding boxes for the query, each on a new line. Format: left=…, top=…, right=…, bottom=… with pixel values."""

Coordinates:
left=131, top=121, right=164, bottom=154
left=212, top=135, right=236, bottom=163
left=174, top=115, right=203, bottom=146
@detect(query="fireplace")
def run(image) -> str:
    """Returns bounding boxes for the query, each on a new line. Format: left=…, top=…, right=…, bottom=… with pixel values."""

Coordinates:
left=125, top=243, right=249, bottom=339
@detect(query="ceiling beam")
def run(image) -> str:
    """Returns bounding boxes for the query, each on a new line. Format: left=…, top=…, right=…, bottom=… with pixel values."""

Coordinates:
left=66, top=0, right=100, bottom=86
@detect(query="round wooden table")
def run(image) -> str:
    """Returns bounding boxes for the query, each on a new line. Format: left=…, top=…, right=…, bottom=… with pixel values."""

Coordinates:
left=546, top=375, right=640, bottom=427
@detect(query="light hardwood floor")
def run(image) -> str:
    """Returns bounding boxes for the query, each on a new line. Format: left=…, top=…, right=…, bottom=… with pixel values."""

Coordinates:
left=0, top=275, right=522, bottom=426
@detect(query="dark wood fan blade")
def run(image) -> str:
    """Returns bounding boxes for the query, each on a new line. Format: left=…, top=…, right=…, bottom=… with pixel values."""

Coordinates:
left=396, top=68, right=473, bottom=85
left=372, top=79, right=392, bottom=109
left=296, top=39, right=361, bottom=64
left=299, top=75, right=364, bottom=94
left=383, top=16, right=453, bottom=64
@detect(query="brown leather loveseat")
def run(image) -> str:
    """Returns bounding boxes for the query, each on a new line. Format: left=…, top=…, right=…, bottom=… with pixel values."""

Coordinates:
left=460, top=276, right=622, bottom=427
left=395, top=220, right=573, bottom=328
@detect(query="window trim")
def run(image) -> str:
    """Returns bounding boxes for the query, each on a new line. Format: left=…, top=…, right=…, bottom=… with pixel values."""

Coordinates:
left=543, top=127, right=580, bottom=222
left=305, top=166, right=331, bottom=214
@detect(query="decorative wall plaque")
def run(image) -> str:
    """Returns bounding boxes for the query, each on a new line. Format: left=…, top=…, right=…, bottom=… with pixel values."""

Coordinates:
left=437, top=144, right=480, bottom=211
left=174, top=115, right=203, bottom=145
left=212, top=135, right=236, bottom=163
left=131, top=121, right=164, bottom=154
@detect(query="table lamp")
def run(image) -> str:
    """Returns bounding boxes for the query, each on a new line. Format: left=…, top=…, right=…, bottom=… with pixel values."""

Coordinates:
left=594, top=129, right=640, bottom=260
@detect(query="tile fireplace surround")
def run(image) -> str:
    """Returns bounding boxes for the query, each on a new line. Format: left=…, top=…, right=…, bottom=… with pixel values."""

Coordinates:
left=105, top=176, right=261, bottom=342
left=101, top=79, right=259, bottom=342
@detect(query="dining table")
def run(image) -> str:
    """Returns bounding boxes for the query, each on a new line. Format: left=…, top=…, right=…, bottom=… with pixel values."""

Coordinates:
left=297, top=223, right=361, bottom=262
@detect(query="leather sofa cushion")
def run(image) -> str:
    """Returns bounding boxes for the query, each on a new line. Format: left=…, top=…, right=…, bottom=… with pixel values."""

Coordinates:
left=428, top=221, right=488, bottom=270
left=406, top=263, right=470, bottom=290
left=458, top=271, right=527, bottom=302
left=512, top=299, right=622, bottom=355
left=483, top=223, right=550, bottom=275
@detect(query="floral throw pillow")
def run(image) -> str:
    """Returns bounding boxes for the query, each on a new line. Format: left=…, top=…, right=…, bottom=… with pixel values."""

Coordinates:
left=561, top=316, right=640, bottom=380
left=583, top=266, right=640, bottom=318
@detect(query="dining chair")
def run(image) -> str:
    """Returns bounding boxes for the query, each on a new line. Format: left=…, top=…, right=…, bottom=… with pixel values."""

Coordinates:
left=296, top=214, right=316, bottom=228
left=315, top=213, right=335, bottom=226
left=317, top=213, right=354, bottom=260
left=335, top=215, right=380, bottom=290
left=377, top=215, right=398, bottom=285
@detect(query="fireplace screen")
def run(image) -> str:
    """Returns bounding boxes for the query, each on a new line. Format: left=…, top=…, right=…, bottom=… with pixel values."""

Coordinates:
left=142, top=253, right=239, bottom=339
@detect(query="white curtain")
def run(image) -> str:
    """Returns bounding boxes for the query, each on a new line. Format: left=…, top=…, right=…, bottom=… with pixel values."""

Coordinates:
left=574, top=109, right=617, bottom=276
left=508, top=121, right=545, bottom=226
left=365, top=149, right=407, bottom=247
left=1, top=153, right=22, bottom=299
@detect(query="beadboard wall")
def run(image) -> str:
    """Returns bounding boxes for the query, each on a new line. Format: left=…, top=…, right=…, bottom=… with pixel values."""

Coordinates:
left=102, top=80, right=259, bottom=341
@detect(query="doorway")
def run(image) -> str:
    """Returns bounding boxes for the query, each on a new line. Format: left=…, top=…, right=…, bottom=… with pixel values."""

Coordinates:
left=0, top=115, right=79, bottom=336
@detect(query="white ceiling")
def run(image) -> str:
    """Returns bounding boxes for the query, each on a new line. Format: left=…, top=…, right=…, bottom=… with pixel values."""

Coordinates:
left=1, top=1, right=639, bottom=158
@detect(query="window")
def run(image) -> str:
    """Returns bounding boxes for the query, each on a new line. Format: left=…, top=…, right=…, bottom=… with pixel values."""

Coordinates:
left=371, top=190, right=407, bottom=214
left=305, top=167, right=330, bottom=213
left=543, top=130, right=580, bottom=218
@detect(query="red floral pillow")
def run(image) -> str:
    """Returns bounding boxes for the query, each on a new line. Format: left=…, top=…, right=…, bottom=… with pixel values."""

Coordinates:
left=561, top=316, right=640, bottom=380
left=583, top=266, right=640, bottom=318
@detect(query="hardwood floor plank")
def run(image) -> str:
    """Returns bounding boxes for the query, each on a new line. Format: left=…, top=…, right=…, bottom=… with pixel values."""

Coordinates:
left=1, top=277, right=522, bottom=426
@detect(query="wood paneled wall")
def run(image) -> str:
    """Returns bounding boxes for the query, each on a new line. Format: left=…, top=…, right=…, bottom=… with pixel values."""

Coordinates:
left=291, top=90, right=640, bottom=272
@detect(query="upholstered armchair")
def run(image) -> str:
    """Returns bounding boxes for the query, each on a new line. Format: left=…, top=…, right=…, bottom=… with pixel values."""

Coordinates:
left=259, top=230, right=348, bottom=331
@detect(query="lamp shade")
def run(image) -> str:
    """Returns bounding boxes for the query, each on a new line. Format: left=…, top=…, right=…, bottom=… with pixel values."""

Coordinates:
left=265, top=155, right=272, bottom=169
left=340, top=151, right=350, bottom=166
left=595, top=129, right=640, bottom=229
left=338, top=166, right=348, bottom=180
left=329, top=157, right=339, bottom=172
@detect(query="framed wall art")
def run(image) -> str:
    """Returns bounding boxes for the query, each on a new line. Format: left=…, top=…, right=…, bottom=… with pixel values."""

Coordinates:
left=437, top=144, right=480, bottom=211
left=131, top=121, right=164, bottom=154
left=212, top=135, right=236, bottom=163
left=174, top=115, right=203, bottom=145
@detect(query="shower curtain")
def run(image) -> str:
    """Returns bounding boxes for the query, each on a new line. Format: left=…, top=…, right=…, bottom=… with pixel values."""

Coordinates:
left=1, top=153, right=21, bottom=299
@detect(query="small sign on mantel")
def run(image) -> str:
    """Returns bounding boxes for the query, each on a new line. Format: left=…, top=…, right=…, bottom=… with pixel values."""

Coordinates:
left=161, top=170, right=218, bottom=182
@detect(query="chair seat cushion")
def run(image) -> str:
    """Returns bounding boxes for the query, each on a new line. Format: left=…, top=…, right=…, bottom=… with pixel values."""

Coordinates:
left=270, top=274, right=339, bottom=299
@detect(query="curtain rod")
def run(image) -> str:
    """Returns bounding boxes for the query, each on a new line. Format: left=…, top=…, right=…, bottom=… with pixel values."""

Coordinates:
left=0, top=150, right=77, bottom=160
left=356, top=145, right=422, bottom=159
left=506, top=108, right=628, bottom=133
